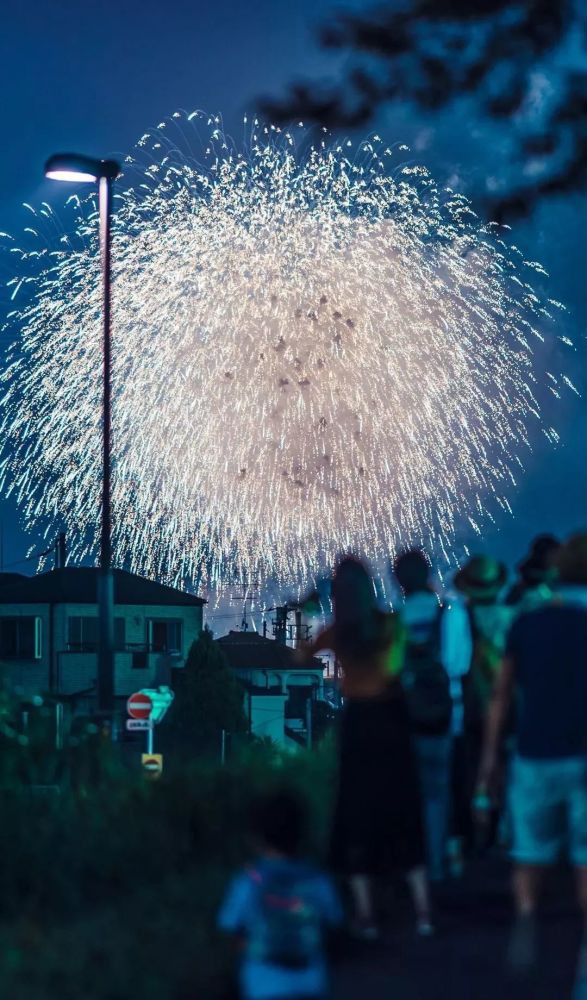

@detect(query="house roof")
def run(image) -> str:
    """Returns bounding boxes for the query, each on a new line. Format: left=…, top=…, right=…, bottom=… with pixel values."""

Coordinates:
left=216, top=630, right=323, bottom=672
left=0, top=567, right=206, bottom=608
left=0, top=573, right=28, bottom=588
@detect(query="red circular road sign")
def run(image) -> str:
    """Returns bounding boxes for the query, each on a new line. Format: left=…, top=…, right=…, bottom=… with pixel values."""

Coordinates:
left=127, top=692, right=153, bottom=720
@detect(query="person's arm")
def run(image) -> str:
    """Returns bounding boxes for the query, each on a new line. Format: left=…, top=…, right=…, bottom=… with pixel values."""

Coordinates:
left=218, top=873, right=253, bottom=939
left=477, top=655, right=515, bottom=793
left=312, top=873, right=344, bottom=952
left=317, top=874, right=344, bottom=928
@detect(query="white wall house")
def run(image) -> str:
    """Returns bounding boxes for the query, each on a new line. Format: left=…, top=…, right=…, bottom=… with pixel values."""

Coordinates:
left=0, top=567, right=205, bottom=704
left=215, top=630, right=325, bottom=747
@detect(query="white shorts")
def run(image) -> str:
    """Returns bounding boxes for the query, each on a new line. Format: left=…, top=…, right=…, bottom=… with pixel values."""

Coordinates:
left=509, top=755, right=587, bottom=866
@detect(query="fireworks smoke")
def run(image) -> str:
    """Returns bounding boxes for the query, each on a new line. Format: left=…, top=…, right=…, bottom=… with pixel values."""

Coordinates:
left=0, top=112, right=573, bottom=594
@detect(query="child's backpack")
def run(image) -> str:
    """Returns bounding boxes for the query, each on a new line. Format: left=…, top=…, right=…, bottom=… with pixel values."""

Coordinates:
left=247, top=865, right=321, bottom=969
left=401, top=607, right=452, bottom=735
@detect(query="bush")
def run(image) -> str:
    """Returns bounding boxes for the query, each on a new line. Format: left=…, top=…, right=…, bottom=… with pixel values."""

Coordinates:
left=0, top=712, right=337, bottom=998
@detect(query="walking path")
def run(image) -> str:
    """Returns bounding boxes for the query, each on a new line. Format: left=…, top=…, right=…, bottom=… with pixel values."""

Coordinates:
left=333, top=859, right=584, bottom=1000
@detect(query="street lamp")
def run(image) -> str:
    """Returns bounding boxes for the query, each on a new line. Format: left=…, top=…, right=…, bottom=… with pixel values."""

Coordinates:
left=45, top=153, right=120, bottom=715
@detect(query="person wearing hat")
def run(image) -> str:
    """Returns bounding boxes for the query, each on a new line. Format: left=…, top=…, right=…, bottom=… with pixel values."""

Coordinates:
left=454, top=555, right=513, bottom=699
left=505, top=534, right=560, bottom=611
left=477, top=533, right=587, bottom=974
left=454, top=555, right=515, bottom=852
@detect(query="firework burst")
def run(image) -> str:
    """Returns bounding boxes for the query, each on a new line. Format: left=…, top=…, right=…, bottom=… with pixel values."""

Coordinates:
left=0, top=111, right=573, bottom=594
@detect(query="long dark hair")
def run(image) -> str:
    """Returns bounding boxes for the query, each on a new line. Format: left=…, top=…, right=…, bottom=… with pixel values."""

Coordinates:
left=332, top=556, right=391, bottom=658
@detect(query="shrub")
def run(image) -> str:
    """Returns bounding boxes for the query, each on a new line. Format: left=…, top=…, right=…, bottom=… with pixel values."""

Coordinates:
left=0, top=718, right=337, bottom=997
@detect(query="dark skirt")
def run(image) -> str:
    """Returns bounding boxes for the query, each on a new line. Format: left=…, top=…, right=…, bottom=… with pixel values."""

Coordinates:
left=330, top=691, right=426, bottom=876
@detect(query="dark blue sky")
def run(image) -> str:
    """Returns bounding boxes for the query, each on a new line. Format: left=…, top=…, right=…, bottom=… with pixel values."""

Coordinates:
left=1, top=0, right=586, bottom=578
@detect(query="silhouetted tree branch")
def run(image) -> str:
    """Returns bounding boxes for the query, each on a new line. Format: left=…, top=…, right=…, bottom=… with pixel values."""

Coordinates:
left=261, top=0, right=587, bottom=218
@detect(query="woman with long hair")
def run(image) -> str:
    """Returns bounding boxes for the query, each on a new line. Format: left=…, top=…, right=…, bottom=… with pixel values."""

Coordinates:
left=303, top=556, right=432, bottom=938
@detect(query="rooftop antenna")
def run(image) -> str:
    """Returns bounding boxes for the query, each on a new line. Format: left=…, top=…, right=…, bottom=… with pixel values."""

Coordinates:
left=230, top=579, right=260, bottom=632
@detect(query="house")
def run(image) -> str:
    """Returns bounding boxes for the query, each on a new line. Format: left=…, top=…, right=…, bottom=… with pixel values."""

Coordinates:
left=215, top=630, right=326, bottom=747
left=0, top=567, right=205, bottom=705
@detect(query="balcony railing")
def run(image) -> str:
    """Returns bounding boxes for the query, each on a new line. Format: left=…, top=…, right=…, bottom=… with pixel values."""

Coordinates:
left=65, top=642, right=182, bottom=654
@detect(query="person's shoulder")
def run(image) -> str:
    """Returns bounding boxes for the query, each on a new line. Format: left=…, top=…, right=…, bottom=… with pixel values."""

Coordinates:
left=508, top=602, right=558, bottom=640
left=286, top=858, right=321, bottom=879
left=401, top=591, right=438, bottom=623
left=404, top=590, right=437, bottom=609
left=295, top=863, right=341, bottom=907
left=516, top=600, right=563, bottom=623
left=227, top=866, right=259, bottom=893
left=289, top=859, right=332, bottom=886
left=442, top=593, right=468, bottom=617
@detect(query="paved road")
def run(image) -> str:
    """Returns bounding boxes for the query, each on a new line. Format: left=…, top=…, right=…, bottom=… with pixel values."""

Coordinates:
left=332, top=859, right=585, bottom=1000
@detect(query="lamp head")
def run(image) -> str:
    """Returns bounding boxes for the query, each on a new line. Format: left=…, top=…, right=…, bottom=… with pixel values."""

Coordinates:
left=45, top=153, right=120, bottom=183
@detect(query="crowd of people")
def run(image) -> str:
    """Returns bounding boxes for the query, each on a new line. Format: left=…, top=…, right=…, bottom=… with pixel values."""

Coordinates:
left=219, top=532, right=587, bottom=1000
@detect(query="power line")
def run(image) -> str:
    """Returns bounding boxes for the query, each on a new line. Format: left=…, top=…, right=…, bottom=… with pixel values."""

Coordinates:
left=1, top=543, right=57, bottom=571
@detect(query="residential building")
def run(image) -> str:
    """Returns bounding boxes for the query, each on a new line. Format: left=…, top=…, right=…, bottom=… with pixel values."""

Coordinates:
left=0, top=567, right=205, bottom=705
left=215, top=630, right=326, bottom=747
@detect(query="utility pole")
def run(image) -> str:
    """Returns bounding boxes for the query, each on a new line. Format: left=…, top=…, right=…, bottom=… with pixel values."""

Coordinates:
left=273, top=606, right=288, bottom=644
left=231, top=582, right=259, bottom=632
left=58, top=532, right=66, bottom=569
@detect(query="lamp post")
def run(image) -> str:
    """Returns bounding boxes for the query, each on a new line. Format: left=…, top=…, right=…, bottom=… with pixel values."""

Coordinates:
left=45, top=153, right=120, bottom=714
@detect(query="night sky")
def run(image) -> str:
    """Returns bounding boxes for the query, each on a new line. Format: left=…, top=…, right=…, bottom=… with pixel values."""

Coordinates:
left=1, top=0, right=586, bottom=605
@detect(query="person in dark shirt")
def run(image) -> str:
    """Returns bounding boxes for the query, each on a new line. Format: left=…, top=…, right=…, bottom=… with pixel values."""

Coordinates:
left=478, top=534, right=587, bottom=972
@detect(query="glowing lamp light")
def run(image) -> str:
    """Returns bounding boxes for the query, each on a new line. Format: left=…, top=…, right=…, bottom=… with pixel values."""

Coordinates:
left=44, top=153, right=120, bottom=183
left=45, top=168, right=97, bottom=183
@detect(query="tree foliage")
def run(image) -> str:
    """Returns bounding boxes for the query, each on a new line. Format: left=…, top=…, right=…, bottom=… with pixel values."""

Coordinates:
left=312, top=698, right=339, bottom=744
left=262, top=0, right=587, bottom=217
left=171, top=627, right=248, bottom=756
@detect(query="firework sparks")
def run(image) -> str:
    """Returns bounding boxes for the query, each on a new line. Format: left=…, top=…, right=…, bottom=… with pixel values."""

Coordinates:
left=0, top=112, right=572, bottom=594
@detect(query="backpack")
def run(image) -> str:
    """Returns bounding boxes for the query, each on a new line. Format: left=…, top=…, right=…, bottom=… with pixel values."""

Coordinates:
left=462, top=608, right=505, bottom=730
left=247, top=865, right=321, bottom=970
left=401, top=606, right=452, bottom=735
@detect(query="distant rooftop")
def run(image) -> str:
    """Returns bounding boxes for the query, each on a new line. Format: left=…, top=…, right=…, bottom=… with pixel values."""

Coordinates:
left=0, top=567, right=205, bottom=607
left=0, top=573, right=28, bottom=588
left=216, top=629, right=323, bottom=671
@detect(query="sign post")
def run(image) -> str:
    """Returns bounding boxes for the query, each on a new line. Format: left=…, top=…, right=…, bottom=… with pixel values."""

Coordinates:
left=127, top=691, right=154, bottom=758
left=126, top=719, right=152, bottom=732
left=127, top=692, right=153, bottom=720
left=127, top=688, right=174, bottom=777
left=141, top=754, right=163, bottom=779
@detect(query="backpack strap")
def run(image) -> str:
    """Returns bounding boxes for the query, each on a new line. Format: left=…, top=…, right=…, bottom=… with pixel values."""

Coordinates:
left=431, top=603, right=445, bottom=657
left=405, top=601, right=444, bottom=644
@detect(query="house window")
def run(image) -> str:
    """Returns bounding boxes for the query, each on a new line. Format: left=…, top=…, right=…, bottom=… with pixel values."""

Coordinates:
left=0, top=617, right=42, bottom=660
left=147, top=619, right=182, bottom=654
left=67, top=616, right=126, bottom=651
left=285, top=685, right=314, bottom=720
